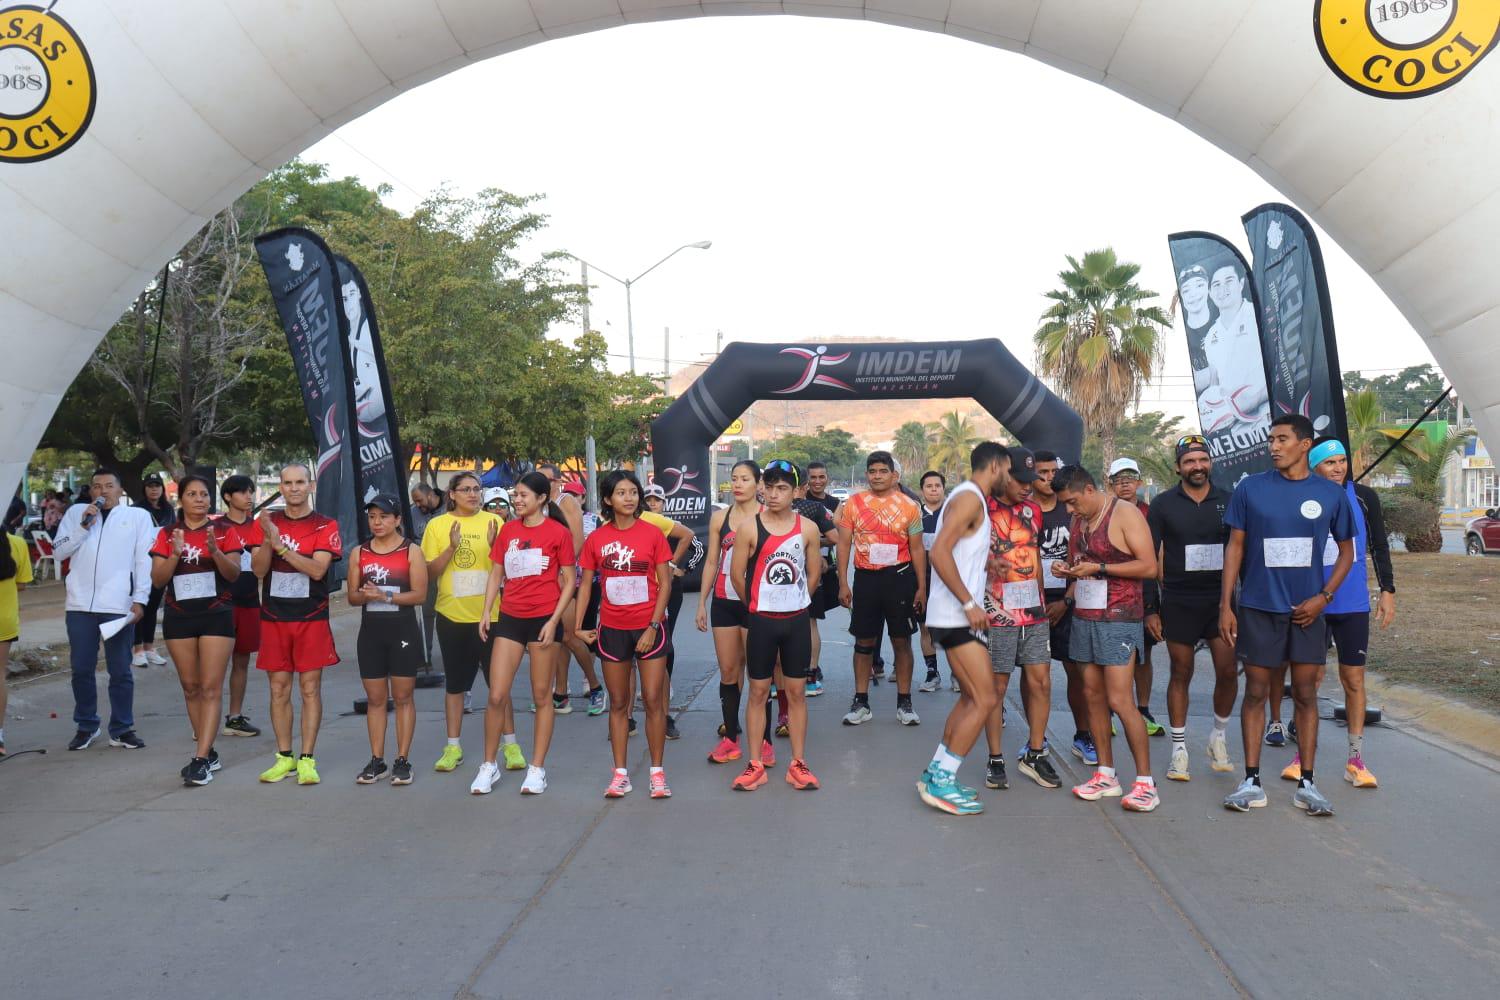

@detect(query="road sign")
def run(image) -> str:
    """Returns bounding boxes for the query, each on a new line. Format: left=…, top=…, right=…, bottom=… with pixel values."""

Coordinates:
left=712, top=443, right=732, bottom=453
left=725, top=418, right=744, bottom=436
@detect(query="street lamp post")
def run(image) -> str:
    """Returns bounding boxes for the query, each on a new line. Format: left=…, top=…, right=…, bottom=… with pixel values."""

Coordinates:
left=563, top=241, right=712, bottom=374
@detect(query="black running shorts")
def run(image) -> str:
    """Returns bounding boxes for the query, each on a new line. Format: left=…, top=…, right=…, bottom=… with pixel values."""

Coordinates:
left=710, top=596, right=749, bottom=630
left=1235, top=606, right=1329, bottom=668
left=746, top=611, right=811, bottom=681
left=1160, top=592, right=1222, bottom=646
left=1325, top=611, right=1369, bottom=667
left=162, top=609, right=235, bottom=641
left=493, top=613, right=553, bottom=647
left=357, top=615, right=423, bottom=680
left=598, top=624, right=670, bottom=664
left=849, top=565, right=918, bottom=640
left=437, top=613, right=494, bottom=695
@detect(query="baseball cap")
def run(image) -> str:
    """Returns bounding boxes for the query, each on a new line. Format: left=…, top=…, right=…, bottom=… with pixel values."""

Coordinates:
left=364, top=492, right=401, bottom=514
left=1006, top=446, right=1038, bottom=483
left=1108, top=457, right=1141, bottom=478
left=643, top=483, right=666, bottom=500
left=1175, top=434, right=1211, bottom=460
left=482, top=487, right=509, bottom=507
left=561, top=480, right=586, bottom=498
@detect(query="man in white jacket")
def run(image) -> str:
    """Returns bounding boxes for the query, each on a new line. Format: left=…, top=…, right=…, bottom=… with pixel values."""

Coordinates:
left=51, top=469, right=156, bottom=751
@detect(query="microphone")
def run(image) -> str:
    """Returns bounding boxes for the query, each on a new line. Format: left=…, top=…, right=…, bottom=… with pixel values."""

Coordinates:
left=94, top=498, right=106, bottom=509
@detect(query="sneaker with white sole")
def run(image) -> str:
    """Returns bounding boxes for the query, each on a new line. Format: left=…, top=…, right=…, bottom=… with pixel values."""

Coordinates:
left=131, top=651, right=147, bottom=667
left=145, top=650, right=167, bottom=666
left=1072, top=770, right=1123, bottom=801
left=520, top=765, right=547, bottom=795
left=917, top=670, right=941, bottom=693
left=1223, top=777, right=1268, bottom=811
left=68, top=727, right=102, bottom=751
left=1166, top=744, right=1191, bottom=782
left=605, top=770, right=632, bottom=798
left=842, top=700, right=873, bottom=726
left=469, top=761, right=500, bottom=795
left=896, top=701, right=921, bottom=726
left=1206, top=732, right=1233, bottom=772
left=1293, top=781, right=1335, bottom=816
left=1121, top=780, right=1160, bottom=812
left=109, top=730, right=146, bottom=750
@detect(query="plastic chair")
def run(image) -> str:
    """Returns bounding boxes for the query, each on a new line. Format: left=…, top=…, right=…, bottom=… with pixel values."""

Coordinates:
left=31, top=531, right=65, bottom=581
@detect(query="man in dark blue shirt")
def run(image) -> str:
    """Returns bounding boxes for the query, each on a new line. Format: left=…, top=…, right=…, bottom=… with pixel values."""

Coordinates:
left=1220, top=414, right=1356, bottom=818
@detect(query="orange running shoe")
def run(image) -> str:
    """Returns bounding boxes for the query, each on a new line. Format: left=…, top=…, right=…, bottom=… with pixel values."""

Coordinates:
left=707, top=737, right=742, bottom=764
left=759, top=739, right=776, bottom=768
left=604, top=770, right=632, bottom=798
left=1281, top=755, right=1302, bottom=782
left=1121, top=780, right=1160, bottom=812
left=732, top=760, right=768, bottom=791
left=648, top=770, right=671, bottom=799
left=786, top=758, right=820, bottom=790
left=1344, top=755, right=1378, bottom=788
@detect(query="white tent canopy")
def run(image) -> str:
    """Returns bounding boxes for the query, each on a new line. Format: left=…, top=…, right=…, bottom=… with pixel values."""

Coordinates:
left=3, top=0, right=1497, bottom=497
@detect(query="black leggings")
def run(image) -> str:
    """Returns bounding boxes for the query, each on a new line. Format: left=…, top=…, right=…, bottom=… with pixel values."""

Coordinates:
left=663, top=583, right=685, bottom=679
left=134, top=585, right=164, bottom=645
left=436, top=613, right=494, bottom=695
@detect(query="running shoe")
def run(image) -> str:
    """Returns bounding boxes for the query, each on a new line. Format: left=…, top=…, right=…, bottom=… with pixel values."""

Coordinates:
left=434, top=744, right=464, bottom=772
left=463, top=691, right=474, bottom=714
left=1166, top=744, right=1191, bottom=782
left=182, top=757, right=212, bottom=787
left=296, top=756, right=320, bottom=785
left=806, top=677, right=824, bottom=697
left=527, top=702, right=537, bottom=713
left=1072, top=770, right=1123, bottom=801
left=356, top=757, right=387, bottom=784
left=1206, top=733, right=1233, bottom=772
left=1223, top=777, right=1267, bottom=811
left=665, top=716, right=681, bottom=741
left=1281, top=755, right=1302, bottom=782
left=759, top=739, right=776, bottom=768
left=842, top=700, right=873, bottom=726
left=207, top=747, right=221, bottom=772
left=109, top=730, right=145, bottom=750
left=1018, top=746, right=1062, bottom=789
left=786, top=758, right=820, bottom=790
left=1141, top=709, right=1164, bottom=737
left=950, top=676, right=961, bottom=693
left=918, top=768, right=984, bottom=815
left=775, top=714, right=790, bottom=738
left=628, top=717, right=638, bottom=737
left=502, top=743, right=527, bottom=771
left=470, top=761, right=500, bottom=794
left=708, top=737, right=742, bottom=764
left=1288, top=720, right=1299, bottom=745
left=520, top=765, right=547, bottom=795
left=732, top=760, right=769, bottom=791
left=604, top=770, right=632, bottom=798
left=985, top=756, right=1008, bottom=790
left=145, top=649, right=167, bottom=666
left=222, top=715, right=261, bottom=737
left=391, top=757, right=413, bottom=785
left=917, top=669, right=941, bottom=693
left=1344, top=755, right=1378, bottom=789
left=258, top=752, right=297, bottom=783
left=1071, top=734, right=1099, bottom=766
left=1264, top=721, right=1287, bottom=747
left=896, top=701, right=921, bottom=726
left=648, top=770, right=672, bottom=799
left=1293, top=781, right=1335, bottom=816
left=587, top=688, right=606, bottom=716
left=131, top=651, right=147, bottom=667
left=920, top=762, right=979, bottom=799
left=553, top=695, right=573, bottom=716
left=1121, top=781, right=1160, bottom=812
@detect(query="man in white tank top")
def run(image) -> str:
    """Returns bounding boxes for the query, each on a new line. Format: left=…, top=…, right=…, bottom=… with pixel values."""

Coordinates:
left=916, top=442, right=1010, bottom=816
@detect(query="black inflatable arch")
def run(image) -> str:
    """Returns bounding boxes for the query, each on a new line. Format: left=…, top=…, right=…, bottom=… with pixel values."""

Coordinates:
left=650, top=339, right=1084, bottom=581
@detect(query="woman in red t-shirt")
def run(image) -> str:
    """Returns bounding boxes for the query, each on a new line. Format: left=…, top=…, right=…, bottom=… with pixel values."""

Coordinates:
left=473, top=472, right=576, bottom=796
left=576, top=470, right=673, bottom=800
left=149, top=474, right=243, bottom=787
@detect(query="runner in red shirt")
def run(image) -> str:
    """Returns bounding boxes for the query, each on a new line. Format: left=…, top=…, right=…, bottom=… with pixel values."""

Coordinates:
left=250, top=464, right=342, bottom=787
left=149, top=473, right=243, bottom=787
left=576, top=470, right=673, bottom=800
left=217, top=475, right=263, bottom=739
left=471, top=472, right=577, bottom=797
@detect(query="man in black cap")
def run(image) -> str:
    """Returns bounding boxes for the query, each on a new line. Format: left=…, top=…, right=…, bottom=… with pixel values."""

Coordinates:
left=1146, top=434, right=1237, bottom=782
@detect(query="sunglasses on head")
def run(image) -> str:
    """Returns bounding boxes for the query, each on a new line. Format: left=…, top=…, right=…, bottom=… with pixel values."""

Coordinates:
left=764, top=459, right=800, bottom=486
left=1177, top=435, right=1208, bottom=449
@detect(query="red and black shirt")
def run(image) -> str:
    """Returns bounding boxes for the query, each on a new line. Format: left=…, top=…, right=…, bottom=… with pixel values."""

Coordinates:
left=356, top=539, right=415, bottom=622
left=149, top=519, right=243, bottom=617
left=261, top=511, right=342, bottom=623
left=745, top=515, right=810, bottom=618
left=216, top=514, right=263, bottom=609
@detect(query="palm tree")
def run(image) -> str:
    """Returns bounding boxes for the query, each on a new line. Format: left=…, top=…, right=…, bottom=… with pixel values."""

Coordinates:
left=1391, top=424, right=1473, bottom=551
left=928, top=411, right=982, bottom=484
left=893, top=420, right=933, bottom=478
left=1034, top=248, right=1170, bottom=472
left=1343, top=388, right=1388, bottom=476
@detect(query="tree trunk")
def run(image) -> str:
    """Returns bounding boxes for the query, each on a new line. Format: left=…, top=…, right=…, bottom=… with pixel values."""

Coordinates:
left=1098, top=423, right=1117, bottom=477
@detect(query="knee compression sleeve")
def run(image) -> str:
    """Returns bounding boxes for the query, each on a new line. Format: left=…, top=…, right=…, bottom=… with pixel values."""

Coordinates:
left=719, top=682, right=741, bottom=738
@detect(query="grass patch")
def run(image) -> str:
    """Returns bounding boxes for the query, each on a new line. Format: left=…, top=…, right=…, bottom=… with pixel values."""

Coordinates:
left=1368, top=553, right=1500, bottom=711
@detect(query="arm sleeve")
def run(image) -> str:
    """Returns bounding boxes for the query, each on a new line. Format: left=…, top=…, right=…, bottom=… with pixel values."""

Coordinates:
left=1356, top=484, right=1395, bottom=593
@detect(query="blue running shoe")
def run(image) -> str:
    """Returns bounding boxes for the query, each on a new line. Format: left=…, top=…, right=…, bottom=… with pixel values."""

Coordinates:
left=920, top=763, right=978, bottom=798
left=806, top=678, right=824, bottom=697
left=1071, top=735, right=1099, bottom=766
left=1264, top=721, right=1288, bottom=748
left=918, top=769, right=984, bottom=816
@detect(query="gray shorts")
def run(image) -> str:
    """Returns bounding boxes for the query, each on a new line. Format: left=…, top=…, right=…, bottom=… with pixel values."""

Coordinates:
left=988, top=624, right=1050, bottom=673
left=1068, top=618, right=1144, bottom=667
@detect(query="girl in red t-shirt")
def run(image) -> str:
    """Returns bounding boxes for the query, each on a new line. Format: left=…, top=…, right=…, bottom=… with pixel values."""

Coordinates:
left=149, top=474, right=244, bottom=787
left=472, top=472, right=576, bottom=796
left=576, top=470, right=673, bottom=800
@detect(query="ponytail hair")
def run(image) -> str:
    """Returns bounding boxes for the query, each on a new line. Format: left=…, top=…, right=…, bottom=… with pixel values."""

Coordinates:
left=598, top=469, right=643, bottom=520
left=515, top=471, right=568, bottom=528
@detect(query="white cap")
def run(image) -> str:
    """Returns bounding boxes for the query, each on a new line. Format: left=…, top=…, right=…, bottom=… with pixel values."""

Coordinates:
left=482, top=486, right=509, bottom=506
left=1108, top=457, right=1141, bottom=478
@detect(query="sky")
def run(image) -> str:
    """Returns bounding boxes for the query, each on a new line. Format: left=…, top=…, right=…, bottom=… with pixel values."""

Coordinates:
left=303, top=16, right=1440, bottom=430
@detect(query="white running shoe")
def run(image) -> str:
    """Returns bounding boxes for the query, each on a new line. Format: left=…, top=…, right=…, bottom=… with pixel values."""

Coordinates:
left=469, top=761, right=500, bottom=795
left=131, top=651, right=147, bottom=667
left=145, top=649, right=167, bottom=666
left=520, top=765, right=547, bottom=795
left=1166, top=744, right=1191, bottom=782
left=1207, top=733, right=1233, bottom=772
left=842, top=701, right=873, bottom=726
left=896, top=703, right=921, bottom=726
left=463, top=691, right=474, bottom=714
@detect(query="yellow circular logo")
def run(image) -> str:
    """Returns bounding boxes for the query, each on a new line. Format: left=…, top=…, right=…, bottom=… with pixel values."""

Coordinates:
left=1316, top=1, right=1500, bottom=98
left=0, top=4, right=94, bottom=163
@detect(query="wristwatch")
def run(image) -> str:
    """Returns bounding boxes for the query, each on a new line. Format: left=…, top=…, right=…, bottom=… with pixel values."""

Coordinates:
left=1063, top=596, right=1076, bottom=609
left=1319, top=590, right=1334, bottom=602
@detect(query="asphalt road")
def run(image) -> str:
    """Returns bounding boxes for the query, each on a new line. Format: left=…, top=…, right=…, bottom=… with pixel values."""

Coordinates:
left=3, top=605, right=1499, bottom=999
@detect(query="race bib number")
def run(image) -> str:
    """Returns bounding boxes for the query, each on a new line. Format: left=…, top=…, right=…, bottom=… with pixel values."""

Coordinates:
left=450, top=570, right=488, bottom=598
left=173, top=572, right=216, bottom=602
left=240, top=549, right=253, bottom=572
left=759, top=584, right=807, bottom=614
left=505, top=548, right=547, bottom=579
left=1184, top=544, right=1224, bottom=572
left=1074, top=578, right=1108, bottom=610
left=868, top=542, right=899, bottom=567
left=605, top=574, right=649, bottom=606
left=921, top=532, right=936, bottom=552
left=1322, top=537, right=1340, bottom=567
left=1042, top=563, right=1066, bottom=590
left=366, top=586, right=400, bottom=613
left=1264, top=537, right=1313, bottom=569
left=1002, top=580, right=1040, bottom=611
left=269, top=571, right=310, bottom=600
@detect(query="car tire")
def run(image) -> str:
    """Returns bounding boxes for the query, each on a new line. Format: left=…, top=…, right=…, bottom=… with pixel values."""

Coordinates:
left=1467, top=534, right=1486, bottom=556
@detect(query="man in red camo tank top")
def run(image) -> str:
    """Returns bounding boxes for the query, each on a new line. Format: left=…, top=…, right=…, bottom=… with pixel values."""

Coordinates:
left=1051, top=465, right=1161, bottom=813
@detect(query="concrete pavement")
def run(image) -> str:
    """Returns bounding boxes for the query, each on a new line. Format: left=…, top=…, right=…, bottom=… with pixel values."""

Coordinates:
left=3, top=604, right=1499, bottom=999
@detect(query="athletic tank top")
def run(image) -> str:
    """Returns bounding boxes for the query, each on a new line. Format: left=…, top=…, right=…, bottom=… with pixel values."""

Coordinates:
left=924, top=481, right=990, bottom=629
left=746, top=515, right=811, bottom=616
left=358, top=540, right=416, bottom=621
left=1069, top=500, right=1143, bottom=622
left=714, top=506, right=757, bottom=601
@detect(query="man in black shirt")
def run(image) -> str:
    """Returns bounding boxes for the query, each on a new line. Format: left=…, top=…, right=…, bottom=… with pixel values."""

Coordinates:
left=801, top=463, right=841, bottom=694
left=915, top=470, right=947, bottom=692
left=1033, top=451, right=1096, bottom=764
left=1145, top=435, right=1238, bottom=782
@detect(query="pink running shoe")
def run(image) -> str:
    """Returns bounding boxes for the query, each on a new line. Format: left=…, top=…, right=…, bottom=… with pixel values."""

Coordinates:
left=1121, top=780, right=1160, bottom=812
left=604, top=771, right=632, bottom=798
left=649, top=770, right=671, bottom=799
left=1073, top=770, right=1123, bottom=801
left=759, top=739, right=776, bottom=768
left=707, top=737, right=742, bottom=764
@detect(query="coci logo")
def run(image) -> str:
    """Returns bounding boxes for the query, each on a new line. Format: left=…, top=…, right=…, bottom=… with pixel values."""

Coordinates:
left=0, top=3, right=94, bottom=162
left=1315, top=1, right=1500, bottom=99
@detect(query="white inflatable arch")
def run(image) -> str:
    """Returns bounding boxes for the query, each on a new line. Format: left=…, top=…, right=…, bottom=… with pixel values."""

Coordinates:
left=3, top=0, right=1499, bottom=496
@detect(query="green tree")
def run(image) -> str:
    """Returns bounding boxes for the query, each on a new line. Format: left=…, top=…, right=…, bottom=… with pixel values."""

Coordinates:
left=1342, top=364, right=1456, bottom=424
left=1343, top=388, right=1390, bottom=476
left=928, top=412, right=982, bottom=484
left=1034, top=248, right=1170, bottom=469
left=893, top=420, right=933, bottom=478
left=1081, top=411, right=1185, bottom=487
left=1389, top=424, right=1473, bottom=552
